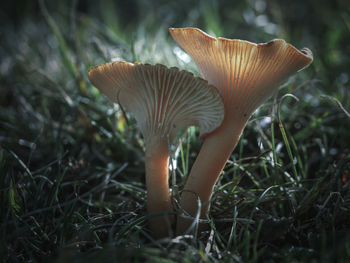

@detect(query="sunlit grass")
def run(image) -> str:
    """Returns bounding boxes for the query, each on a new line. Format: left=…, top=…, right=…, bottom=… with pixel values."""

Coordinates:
left=1, top=0, right=350, bottom=262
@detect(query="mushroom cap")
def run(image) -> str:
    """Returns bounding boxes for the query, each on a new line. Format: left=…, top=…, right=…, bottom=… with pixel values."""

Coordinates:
left=88, top=62, right=224, bottom=144
left=169, top=27, right=313, bottom=119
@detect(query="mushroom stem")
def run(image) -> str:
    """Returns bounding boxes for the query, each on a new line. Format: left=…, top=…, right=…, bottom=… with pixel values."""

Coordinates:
left=145, top=138, right=173, bottom=238
left=177, top=114, right=248, bottom=234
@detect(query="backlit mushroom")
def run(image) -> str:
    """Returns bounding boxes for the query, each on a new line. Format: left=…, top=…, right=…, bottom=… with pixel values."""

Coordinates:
left=169, top=27, right=313, bottom=234
left=88, top=62, right=224, bottom=238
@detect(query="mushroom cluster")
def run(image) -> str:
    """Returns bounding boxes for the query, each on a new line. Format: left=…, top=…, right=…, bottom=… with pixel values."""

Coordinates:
left=88, top=28, right=313, bottom=239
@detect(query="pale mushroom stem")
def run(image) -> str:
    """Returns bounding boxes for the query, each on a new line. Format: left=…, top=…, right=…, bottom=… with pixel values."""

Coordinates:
left=145, top=139, right=173, bottom=238
left=177, top=114, right=248, bottom=234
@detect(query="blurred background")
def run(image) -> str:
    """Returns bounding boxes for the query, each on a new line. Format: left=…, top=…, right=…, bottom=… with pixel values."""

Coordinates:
left=1, top=0, right=349, bottom=87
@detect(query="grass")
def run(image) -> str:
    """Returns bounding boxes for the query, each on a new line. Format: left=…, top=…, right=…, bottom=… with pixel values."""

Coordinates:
left=1, top=0, right=350, bottom=262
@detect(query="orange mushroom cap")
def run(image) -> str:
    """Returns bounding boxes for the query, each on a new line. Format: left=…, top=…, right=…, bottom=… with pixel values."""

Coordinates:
left=169, top=27, right=313, bottom=120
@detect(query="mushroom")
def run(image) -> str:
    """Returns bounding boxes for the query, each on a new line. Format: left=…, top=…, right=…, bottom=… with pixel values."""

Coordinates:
left=88, top=62, right=224, bottom=238
left=169, top=27, right=313, bottom=234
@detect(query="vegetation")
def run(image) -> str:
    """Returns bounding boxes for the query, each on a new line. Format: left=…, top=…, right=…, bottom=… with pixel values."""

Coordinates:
left=1, top=0, right=349, bottom=262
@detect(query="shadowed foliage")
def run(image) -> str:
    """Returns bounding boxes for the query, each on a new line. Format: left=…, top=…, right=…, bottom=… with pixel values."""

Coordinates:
left=1, top=0, right=349, bottom=262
